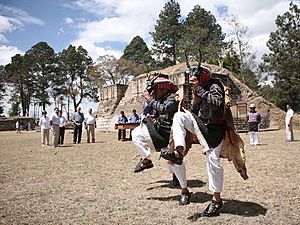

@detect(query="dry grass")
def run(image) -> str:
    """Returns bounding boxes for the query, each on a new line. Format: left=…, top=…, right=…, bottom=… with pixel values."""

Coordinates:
left=0, top=129, right=299, bottom=225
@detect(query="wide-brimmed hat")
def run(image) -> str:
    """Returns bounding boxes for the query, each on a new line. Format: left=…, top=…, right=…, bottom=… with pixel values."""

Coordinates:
left=249, top=103, right=256, bottom=108
left=152, top=74, right=178, bottom=93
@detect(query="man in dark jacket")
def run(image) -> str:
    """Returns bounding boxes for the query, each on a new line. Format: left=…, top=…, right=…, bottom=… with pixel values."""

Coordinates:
left=132, top=74, right=178, bottom=172
left=132, top=74, right=190, bottom=204
left=161, top=65, right=226, bottom=216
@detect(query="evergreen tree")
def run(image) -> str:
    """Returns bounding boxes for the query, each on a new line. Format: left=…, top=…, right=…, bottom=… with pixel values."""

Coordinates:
left=261, top=2, right=300, bottom=110
left=150, top=0, right=182, bottom=67
left=8, top=101, right=20, bottom=117
left=5, top=54, right=33, bottom=116
left=25, top=41, right=57, bottom=110
left=57, top=45, right=96, bottom=111
left=222, top=50, right=241, bottom=74
left=179, top=5, right=225, bottom=63
left=121, top=36, right=154, bottom=72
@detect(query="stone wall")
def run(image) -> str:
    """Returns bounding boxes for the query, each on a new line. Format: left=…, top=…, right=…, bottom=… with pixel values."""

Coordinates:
left=96, top=62, right=293, bottom=131
left=98, top=84, right=128, bottom=116
left=96, top=84, right=128, bottom=131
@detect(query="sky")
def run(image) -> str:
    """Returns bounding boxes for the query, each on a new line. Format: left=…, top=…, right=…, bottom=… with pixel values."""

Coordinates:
left=0, top=0, right=299, bottom=115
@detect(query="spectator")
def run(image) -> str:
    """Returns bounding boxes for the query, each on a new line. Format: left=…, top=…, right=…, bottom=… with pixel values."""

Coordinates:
left=39, top=111, right=50, bottom=146
left=129, top=109, right=140, bottom=123
left=50, top=107, right=60, bottom=147
left=72, top=107, right=84, bottom=144
left=285, top=104, right=294, bottom=142
left=129, top=109, right=140, bottom=140
left=84, top=108, right=97, bottom=143
left=16, top=119, right=21, bottom=134
left=117, top=111, right=128, bottom=140
left=58, top=110, right=67, bottom=146
left=247, top=103, right=261, bottom=146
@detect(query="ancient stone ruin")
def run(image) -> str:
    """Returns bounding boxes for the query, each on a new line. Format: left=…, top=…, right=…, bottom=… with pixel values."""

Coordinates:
left=96, top=62, right=295, bottom=132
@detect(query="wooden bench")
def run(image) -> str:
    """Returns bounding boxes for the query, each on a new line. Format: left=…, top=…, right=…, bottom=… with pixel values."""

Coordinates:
left=114, top=123, right=140, bottom=141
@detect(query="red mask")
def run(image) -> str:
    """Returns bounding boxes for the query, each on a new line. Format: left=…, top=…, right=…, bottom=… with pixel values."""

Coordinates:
left=198, top=70, right=211, bottom=86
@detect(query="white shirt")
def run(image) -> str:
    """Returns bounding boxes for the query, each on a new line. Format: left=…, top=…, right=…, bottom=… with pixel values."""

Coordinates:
left=50, top=113, right=60, bottom=125
left=85, top=113, right=96, bottom=125
left=285, top=109, right=294, bottom=125
left=59, top=116, right=67, bottom=127
left=39, top=116, right=50, bottom=129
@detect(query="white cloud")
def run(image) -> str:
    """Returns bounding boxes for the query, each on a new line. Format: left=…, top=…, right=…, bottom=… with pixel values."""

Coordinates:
left=72, top=38, right=122, bottom=61
left=70, top=0, right=299, bottom=62
left=0, top=15, right=16, bottom=33
left=0, top=4, right=45, bottom=44
left=71, top=0, right=166, bottom=60
left=0, top=45, right=23, bottom=65
left=57, top=27, right=64, bottom=36
left=0, top=4, right=45, bottom=26
left=64, top=17, right=74, bottom=25
left=250, top=34, right=271, bottom=63
left=0, top=34, right=8, bottom=43
left=73, top=0, right=119, bottom=17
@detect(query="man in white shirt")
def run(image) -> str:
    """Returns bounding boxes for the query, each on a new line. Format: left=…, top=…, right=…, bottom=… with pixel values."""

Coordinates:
left=58, top=110, right=67, bottom=146
left=50, top=107, right=60, bottom=147
left=39, top=111, right=50, bottom=146
left=84, top=108, right=97, bottom=143
left=285, top=104, right=294, bottom=142
left=16, top=119, right=21, bottom=134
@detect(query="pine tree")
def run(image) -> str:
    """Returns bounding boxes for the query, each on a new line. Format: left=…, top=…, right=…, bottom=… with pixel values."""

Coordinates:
left=121, top=36, right=154, bottom=72
left=57, top=45, right=96, bottom=111
left=5, top=54, right=33, bottom=116
left=25, top=41, right=57, bottom=110
left=150, top=0, right=182, bottom=67
left=179, top=5, right=225, bottom=63
left=261, top=2, right=300, bottom=110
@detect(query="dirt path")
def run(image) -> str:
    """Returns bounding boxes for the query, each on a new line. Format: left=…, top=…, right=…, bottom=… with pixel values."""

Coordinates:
left=0, top=129, right=299, bottom=225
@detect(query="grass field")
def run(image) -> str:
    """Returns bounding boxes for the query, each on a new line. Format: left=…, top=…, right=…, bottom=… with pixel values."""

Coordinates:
left=0, top=129, right=299, bottom=225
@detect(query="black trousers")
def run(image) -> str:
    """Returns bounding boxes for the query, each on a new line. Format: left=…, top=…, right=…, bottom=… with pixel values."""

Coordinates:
left=58, top=127, right=65, bottom=145
left=73, top=124, right=82, bottom=143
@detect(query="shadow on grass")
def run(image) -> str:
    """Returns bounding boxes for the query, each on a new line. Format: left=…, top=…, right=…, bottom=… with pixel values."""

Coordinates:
left=146, top=191, right=212, bottom=203
left=58, top=145, right=73, bottom=148
left=147, top=179, right=205, bottom=190
left=187, top=198, right=267, bottom=221
left=254, top=143, right=268, bottom=146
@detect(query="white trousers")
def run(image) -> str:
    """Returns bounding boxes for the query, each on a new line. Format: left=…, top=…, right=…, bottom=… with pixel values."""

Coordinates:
left=249, top=131, right=259, bottom=145
left=86, top=124, right=95, bottom=142
left=172, top=112, right=197, bottom=151
left=167, top=163, right=187, bottom=189
left=172, top=111, right=224, bottom=193
left=206, top=141, right=224, bottom=192
left=286, top=123, right=294, bottom=141
left=132, top=124, right=153, bottom=160
left=41, top=128, right=50, bottom=145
